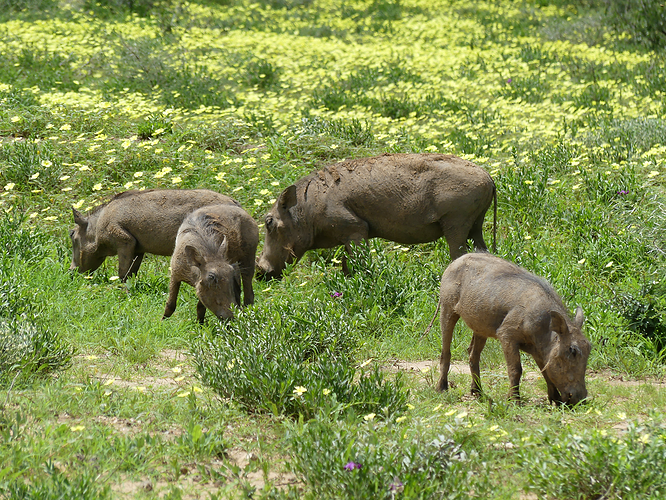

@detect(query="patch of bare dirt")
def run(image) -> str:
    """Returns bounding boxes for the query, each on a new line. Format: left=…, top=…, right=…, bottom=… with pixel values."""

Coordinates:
left=391, top=360, right=666, bottom=388
left=225, top=449, right=299, bottom=491
left=587, top=369, right=666, bottom=388
left=76, top=348, right=198, bottom=392
left=110, top=450, right=298, bottom=499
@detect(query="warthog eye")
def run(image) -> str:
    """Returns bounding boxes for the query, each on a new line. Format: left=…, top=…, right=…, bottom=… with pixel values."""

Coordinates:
left=69, top=229, right=75, bottom=239
left=207, top=272, right=218, bottom=285
left=569, top=345, right=581, bottom=357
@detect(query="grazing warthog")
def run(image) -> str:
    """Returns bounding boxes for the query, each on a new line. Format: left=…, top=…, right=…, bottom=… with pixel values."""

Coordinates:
left=163, top=204, right=258, bottom=323
left=69, top=189, right=239, bottom=281
left=436, top=253, right=591, bottom=405
left=256, top=153, right=496, bottom=280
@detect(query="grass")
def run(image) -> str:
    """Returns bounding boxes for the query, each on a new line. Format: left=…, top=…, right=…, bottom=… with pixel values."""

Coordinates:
left=0, top=0, right=665, bottom=497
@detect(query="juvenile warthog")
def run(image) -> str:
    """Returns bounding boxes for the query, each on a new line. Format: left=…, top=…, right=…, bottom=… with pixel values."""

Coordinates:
left=256, top=153, right=496, bottom=280
left=69, top=189, right=239, bottom=281
left=163, top=204, right=258, bottom=322
left=436, top=253, right=591, bottom=405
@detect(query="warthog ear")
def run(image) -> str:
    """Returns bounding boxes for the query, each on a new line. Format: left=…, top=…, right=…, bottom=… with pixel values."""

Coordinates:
left=278, top=185, right=297, bottom=212
left=185, top=245, right=205, bottom=269
left=550, top=310, right=570, bottom=338
left=573, top=306, right=585, bottom=329
left=72, top=208, right=87, bottom=228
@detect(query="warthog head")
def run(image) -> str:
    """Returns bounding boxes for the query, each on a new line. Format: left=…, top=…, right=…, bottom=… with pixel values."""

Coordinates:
left=542, top=307, right=591, bottom=406
left=256, top=185, right=304, bottom=280
left=69, top=208, right=105, bottom=274
left=186, top=241, right=241, bottom=320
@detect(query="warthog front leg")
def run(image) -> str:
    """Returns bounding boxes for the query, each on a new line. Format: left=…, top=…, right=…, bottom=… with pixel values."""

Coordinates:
left=126, top=253, right=144, bottom=280
left=468, top=334, right=488, bottom=396
left=437, top=308, right=460, bottom=392
left=531, top=355, right=562, bottom=405
left=499, top=335, right=523, bottom=401
left=163, top=280, right=181, bottom=319
left=241, top=267, right=255, bottom=306
left=196, top=301, right=207, bottom=324
left=114, top=229, right=140, bottom=281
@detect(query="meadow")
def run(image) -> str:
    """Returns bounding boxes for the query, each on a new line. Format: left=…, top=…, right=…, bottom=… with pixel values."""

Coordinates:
left=1, top=0, right=665, bottom=497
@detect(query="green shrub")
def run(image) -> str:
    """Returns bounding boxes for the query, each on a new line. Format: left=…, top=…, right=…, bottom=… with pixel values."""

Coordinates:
left=0, top=140, right=63, bottom=191
left=602, top=0, right=666, bottom=49
left=81, top=0, right=173, bottom=18
left=0, top=211, right=50, bottom=264
left=136, top=112, right=173, bottom=140
left=1, top=466, right=110, bottom=499
left=244, top=59, right=280, bottom=90
left=192, top=299, right=409, bottom=419
left=498, top=74, right=551, bottom=103
left=0, top=214, right=73, bottom=384
left=617, top=281, right=666, bottom=355
left=321, top=240, right=440, bottom=326
left=0, top=0, right=57, bottom=13
left=0, top=319, right=74, bottom=385
left=299, top=116, right=374, bottom=146
left=521, top=420, right=666, bottom=499
left=280, top=418, right=493, bottom=499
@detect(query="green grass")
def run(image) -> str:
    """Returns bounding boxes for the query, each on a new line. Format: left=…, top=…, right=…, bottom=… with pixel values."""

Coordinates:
left=0, top=0, right=665, bottom=497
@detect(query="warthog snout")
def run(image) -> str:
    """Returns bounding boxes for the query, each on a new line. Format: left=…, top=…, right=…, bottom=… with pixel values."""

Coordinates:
left=255, top=259, right=281, bottom=281
left=560, top=387, right=588, bottom=407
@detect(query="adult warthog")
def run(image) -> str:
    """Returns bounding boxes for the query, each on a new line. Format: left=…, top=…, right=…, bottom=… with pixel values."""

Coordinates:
left=69, top=189, right=239, bottom=281
left=256, top=153, right=496, bottom=280
left=436, top=252, right=592, bottom=406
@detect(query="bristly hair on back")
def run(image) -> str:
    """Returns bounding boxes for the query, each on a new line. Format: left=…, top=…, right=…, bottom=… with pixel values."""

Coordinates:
left=85, top=189, right=157, bottom=216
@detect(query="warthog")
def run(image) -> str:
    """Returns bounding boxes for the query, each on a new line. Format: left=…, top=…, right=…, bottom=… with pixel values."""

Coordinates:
left=256, top=153, right=496, bottom=280
left=163, top=204, right=258, bottom=322
left=436, top=253, right=591, bottom=405
left=69, top=189, right=239, bottom=281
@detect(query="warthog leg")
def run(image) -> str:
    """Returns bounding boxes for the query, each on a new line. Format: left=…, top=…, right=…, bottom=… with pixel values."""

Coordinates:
left=163, top=280, right=181, bottom=319
left=468, top=334, right=488, bottom=395
left=437, top=307, right=460, bottom=392
left=196, top=301, right=207, bottom=324
left=498, top=333, right=523, bottom=401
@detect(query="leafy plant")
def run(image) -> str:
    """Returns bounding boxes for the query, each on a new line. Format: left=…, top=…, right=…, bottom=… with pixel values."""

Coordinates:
left=521, top=421, right=666, bottom=499
left=280, top=417, right=493, bottom=499
left=175, top=421, right=227, bottom=459
left=0, top=318, right=74, bottom=385
left=193, top=299, right=408, bottom=419
left=244, top=59, right=280, bottom=90
left=602, top=0, right=666, bottom=49
left=0, top=469, right=111, bottom=500
left=137, top=112, right=173, bottom=140
left=618, top=281, right=666, bottom=354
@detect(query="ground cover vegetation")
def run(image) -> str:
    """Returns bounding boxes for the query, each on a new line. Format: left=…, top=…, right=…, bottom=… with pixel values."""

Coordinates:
left=0, top=0, right=665, bottom=497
